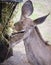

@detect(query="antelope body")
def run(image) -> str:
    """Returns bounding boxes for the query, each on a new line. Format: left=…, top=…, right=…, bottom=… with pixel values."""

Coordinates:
left=14, top=0, right=51, bottom=65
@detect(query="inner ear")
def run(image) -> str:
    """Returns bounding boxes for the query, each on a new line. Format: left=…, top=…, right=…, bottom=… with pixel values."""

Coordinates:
left=33, top=13, right=50, bottom=25
left=22, top=0, right=33, bottom=17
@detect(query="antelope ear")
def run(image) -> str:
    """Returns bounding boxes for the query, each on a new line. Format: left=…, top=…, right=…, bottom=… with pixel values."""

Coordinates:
left=33, top=13, right=50, bottom=25
left=22, top=0, right=33, bottom=17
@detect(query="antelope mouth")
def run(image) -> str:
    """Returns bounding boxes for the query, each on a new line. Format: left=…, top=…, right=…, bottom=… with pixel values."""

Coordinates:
left=11, top=30, right=25, bottom=37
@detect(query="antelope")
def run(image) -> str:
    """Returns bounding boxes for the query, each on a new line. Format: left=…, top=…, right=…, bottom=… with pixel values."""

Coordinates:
left=14, top=0, right=51, bottom=65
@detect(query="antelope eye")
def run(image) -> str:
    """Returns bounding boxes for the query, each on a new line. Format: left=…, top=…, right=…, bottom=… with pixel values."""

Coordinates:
left=21, top=21, right=23, bottom=24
